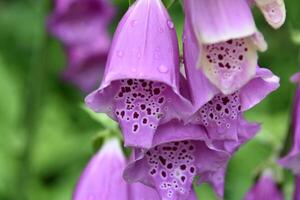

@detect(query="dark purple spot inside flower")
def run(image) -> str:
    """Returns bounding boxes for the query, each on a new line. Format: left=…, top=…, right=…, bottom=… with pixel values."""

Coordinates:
left=133, top=124, right=138, bottom=132
left=120, top=111, right=125, bottom=118
left=140, top=104, right=146, bottom=110
left=225, top=63, right=231, bottom=69
left=127, top=79, right=133, bottom=85
left=142, top=118, right=148, bottom=124
left=167, top=163, right=173, bottom=169
left=226, top=40, right=233, bottom=44
left=150, top=169, right=156, bottom=175
left=190, top=167, right=195, bottom=173
left=216, top=104, right=222, bottom=111
left=133, top=112, right=139, bottom=119
left=159, top=156, right=166, bottom=165
left=218, top=62, right=224, bottom=68
left=222, top=97, right=230, bottom=105
left=181, top=176, right=186, bottom=183
left=180, top=164, right=186, bottom=170
left=153, top=88, right=160, bottom=95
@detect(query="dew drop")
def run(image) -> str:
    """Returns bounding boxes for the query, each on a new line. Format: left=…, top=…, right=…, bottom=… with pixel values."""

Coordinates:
left=158, top=64, right=168, bottom=73
left=131, top=20, right=137, bottom=27
left=167, top=20, right=174, bottom=29
left=117, top=50, right=123, bottom=57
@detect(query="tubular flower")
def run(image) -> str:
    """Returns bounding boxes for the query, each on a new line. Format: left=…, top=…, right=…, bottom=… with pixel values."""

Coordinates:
left=124, top=121, right=230, bottom=200
left=62, top=35, right=111, bottom=92
left=85, top=0, right=193, bottom=149
left=48, top=0, right=115, bottom=45
left=183, top=0, right=269, bottom=94
left=244, top=172, right=284, bottom=200
left=183, top=21, right=279, bottom=144
left=72, top=138, right=161, bottom=200
left=48, top=0, right=115, bottom=92
left=279, top=72, right=300, bottom=174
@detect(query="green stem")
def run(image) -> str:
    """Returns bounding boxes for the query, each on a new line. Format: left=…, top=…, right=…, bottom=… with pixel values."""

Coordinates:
left=17, top=1, right=50, bottom=200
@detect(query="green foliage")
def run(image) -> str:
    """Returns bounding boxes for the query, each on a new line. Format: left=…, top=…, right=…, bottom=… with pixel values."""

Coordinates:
left=0, top=0, right=299, bottom=200
left=128, top=0, right=177, bottom=8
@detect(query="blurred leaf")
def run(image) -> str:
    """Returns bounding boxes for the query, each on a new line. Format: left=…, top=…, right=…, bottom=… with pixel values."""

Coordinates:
left=163, top=0, right=176, bottom=8
left=128, top=0, right=134, bottom=6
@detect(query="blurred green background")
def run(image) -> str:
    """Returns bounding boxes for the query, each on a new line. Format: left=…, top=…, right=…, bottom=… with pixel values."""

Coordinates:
left=0, top=0, right=299, bottom=200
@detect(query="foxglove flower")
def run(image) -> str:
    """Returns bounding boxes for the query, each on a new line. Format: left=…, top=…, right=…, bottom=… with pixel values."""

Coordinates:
left=72, top=138, right=161, bottom=200
left=62, top=35, right=110, bottom=92
left=48, top=0, right=116, bottom=92
left=183, top=0, right=269, bottom=94
left=85, top=0, right=193, bottom=149
left=279, top=72, right=300, bottom=174
left=72, top=139, right=128, bottom=200
left=244, top=171, right=284, bottom=200
left=124, top=121, right=230, bottom=199
left=48, top=0, right=115, bottom=46
left=183, top=21, right=279, bottom=145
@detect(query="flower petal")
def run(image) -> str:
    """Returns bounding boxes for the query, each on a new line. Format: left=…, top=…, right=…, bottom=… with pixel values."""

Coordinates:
left=183, top=21, right=219, bottom=110
left=129, top=183, right=160, bottom=200
left=199, top=37, right=258, bottom=94
left=254, top=0, right=286, bottom=29
left=244, top=172, right=284, bottom=200
left=85, top=0, right=193, bottom=149
left=62, top=36, right=110, bottom=92
left=183, top=0, right=257, bottom=44
left=124, top=122, right=229, bottom=200
left=192, top=92, right=243, bottom=141
left=279, top=84, right=300, bottom=174
left=72, top=139, right=127, bottom=200
left=240, top=67, right=280, bottom=111
left=291, top=72, right=300, bottom=83
left=48, top=0, right=115, bottom=45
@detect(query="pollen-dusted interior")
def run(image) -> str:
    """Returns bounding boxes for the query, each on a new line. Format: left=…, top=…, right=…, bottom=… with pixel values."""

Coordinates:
left=196, top=92, right=242, bottom=129
left=145, top=141, right=196, bottom=199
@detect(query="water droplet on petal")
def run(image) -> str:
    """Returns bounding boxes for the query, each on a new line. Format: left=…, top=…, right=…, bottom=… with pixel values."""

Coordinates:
left=158, top=64, right=168, bottom=73
left=117, top=50, right=123, bottom=57
left=159, top=27, right=164, bottom=33
left=137, top=52, right=141, bottom=59
left=167, top=20, right=174, bottom=29
left=154, top=52, right=160, bottom=59
left=131, top=20, right=137, bottom=27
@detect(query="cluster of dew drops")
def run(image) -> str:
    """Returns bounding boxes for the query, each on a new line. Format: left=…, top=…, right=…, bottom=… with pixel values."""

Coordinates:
left=114, top=79, right=168, bottom=134
left=146, top=141, right=197, bottom=198
left=197, top=92, right=242, bottom=129
left=205, top=39, right=249, bottom=78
